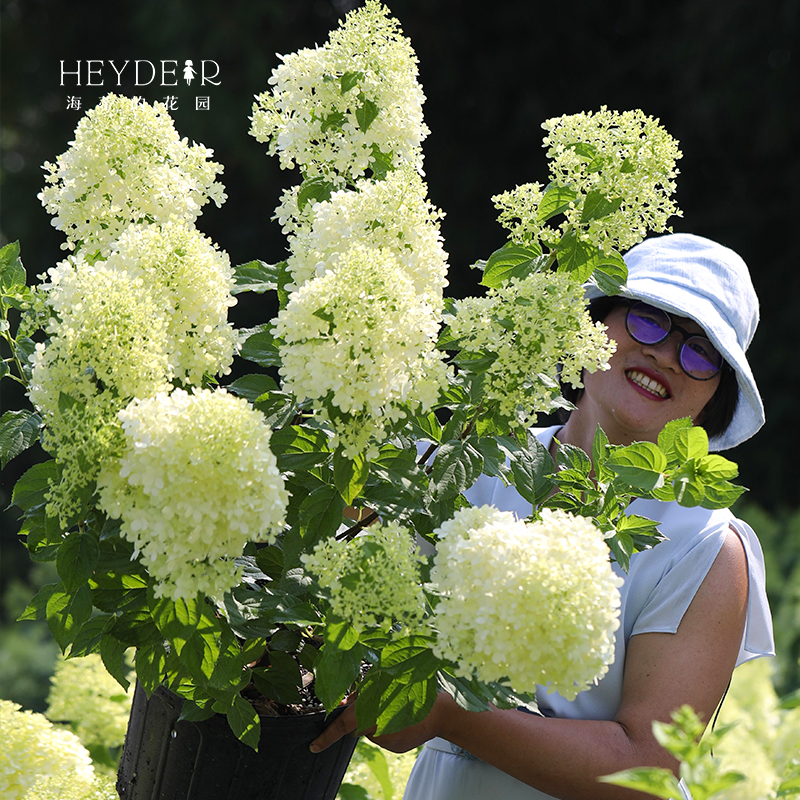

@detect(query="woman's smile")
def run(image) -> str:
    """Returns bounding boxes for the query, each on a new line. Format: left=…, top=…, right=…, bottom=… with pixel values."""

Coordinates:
left=624, top=368, right=671, bottom=400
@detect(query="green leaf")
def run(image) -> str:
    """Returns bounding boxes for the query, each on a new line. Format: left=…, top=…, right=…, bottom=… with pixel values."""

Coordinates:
left=11, top=459, right=59, bottom=513
left=333, top=450, right=369, bottom=505
left=431, top=439, right=483, bottom=500
left=227, top=373, right=278, bottom=403
left=337, top=784, right=371, bottom=800
left=231, top=260, right=285, bottom=295
left=590, top=250, right=627, bottom=296
left=0, top=241, right=25, bottom=292
left=700, top=481, right=746, bottom=509
left=320, top=112, right=347, bottom=132
left=554, top=229, right=605, bottom=284
left=480, top=243, right=546, bottom=289
left=498, top=433, right=556, bottom=506
left=657, top=418, right=694, bottom=463
left=368, top=144, right=394, bottom=180
left=136, top=641, right=169, bottom=695
left=355, top=740, right=395, bottom=800
left=0, top=410, right=42, bottom=468
left=380, top=635, right=439, bottom=683
left=151, top=594, right=204, bottom=654
left=270, top=426, right=331, bottom=471
left=17, top=582, right=57, bottom=621
left=357, top=671, right=438, bottom=736
left=315, top=641, right=363, bottom=711
left=536, top=184, right=578, bottom=223
left=56, top=530, right=100, bottom=592
left=240, top=330, right=281, bottom=368
left=673, top=426, right=709, bottom=463
left=340, top=70, right=364, bottom=94
left=580, top=189, right=623, bottom=222
left=297, top=483, right=345, bottom=548
left=297, top=177, right=334, bottom=211
left=227, top=695, right=262, bottom=750
left=356, top=97, right=379, bottom=133
left=68, top=614, right=113, bottom=657
left=410, top=411, right=442, bottom=444
left=100, top=634, right=131, bottom=691
left=607, top=442, right=667, bottom=492
left=46, top=583, right=93, bottom=652
left=20, top=507, right=63, bottom=562
left=252, top=651, right=302, bottom=704
left=598, top=766, right=683, bottom=799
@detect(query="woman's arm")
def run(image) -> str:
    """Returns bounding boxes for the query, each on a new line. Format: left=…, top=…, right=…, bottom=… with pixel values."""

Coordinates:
left=311, top=530, right=749, bottom=800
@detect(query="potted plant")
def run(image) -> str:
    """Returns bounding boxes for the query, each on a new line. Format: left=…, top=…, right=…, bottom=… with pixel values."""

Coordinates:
left=0, top=2, right=745, bottom=798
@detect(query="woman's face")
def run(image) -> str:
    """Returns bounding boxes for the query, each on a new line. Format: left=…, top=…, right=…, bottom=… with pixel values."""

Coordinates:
left=577, top=304, right=721, bottom=446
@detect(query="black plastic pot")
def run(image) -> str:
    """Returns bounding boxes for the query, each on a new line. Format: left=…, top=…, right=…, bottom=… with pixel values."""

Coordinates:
left=117, top=683, right=358, bottom=800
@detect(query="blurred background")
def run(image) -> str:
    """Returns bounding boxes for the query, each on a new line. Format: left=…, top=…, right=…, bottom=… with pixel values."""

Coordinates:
left=2, top=0, right=799, bottom=711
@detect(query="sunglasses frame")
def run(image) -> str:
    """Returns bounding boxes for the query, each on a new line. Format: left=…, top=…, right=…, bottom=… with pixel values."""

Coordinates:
left=623, top=301, right=724, bottom=382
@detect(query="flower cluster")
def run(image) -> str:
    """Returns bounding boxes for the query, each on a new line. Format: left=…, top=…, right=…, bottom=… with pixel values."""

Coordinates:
left=250, top=0, right=428, bottom=185
left=430, top=506, right=622, bottom=699
left=104, top=222, right=238, bottom=384
left=301, top=521, right=425, bottom=632
left=492, top=182, right=545, bottom=246
left=97, top=388, right=288, bottom=600
left=282, top=167, right=448, bottom=302
left=543, top=108, right=681, bottom=254
left=0, top=699, right=94, bottom=800
left=39, top=94, right=226, bottom=258
left=447, top=272, right=615, bottom=424
left=46, top=654, right=134, bottom=750
left=273, top=243, right=448, bottom=457
left=29, top=259, right=172, bottom=521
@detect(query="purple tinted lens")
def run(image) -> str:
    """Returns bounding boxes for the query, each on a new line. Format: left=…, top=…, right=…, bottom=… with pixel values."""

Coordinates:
left=626, top=305, right=670, bottom=344
left=681, top=338, right=723, bottom=379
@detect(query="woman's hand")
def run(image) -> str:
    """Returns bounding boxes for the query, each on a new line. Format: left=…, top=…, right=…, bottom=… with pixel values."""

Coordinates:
left=309, top=692, right=457, bottom=754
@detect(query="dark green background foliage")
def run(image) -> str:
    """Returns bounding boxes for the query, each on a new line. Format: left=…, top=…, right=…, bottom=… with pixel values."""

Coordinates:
left=1, top=0, right=799, bottom=707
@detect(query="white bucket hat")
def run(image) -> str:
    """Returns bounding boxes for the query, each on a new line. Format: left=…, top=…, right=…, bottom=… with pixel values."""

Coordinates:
left=585, top=232, right=764, bottom=451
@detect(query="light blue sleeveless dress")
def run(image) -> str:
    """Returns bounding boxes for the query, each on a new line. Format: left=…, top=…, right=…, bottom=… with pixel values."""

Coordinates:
left=404, top=426, right=775, bottom=800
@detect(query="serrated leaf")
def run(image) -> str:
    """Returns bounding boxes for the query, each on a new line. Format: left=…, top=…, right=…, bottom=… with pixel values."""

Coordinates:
left=431, top=439, right=483, bottom=500
left=580, top=189, right=623, bottom=222
left=17, top=582, right=58, bottom=621
left=356, top=97, right=379, bottom=132
left=11, top=459, right=59, bottom=513
left=227, top=695, right=261, bottom=750
left=315, top=641, right=363, bottom=711
left=270, top=426, right=330, bottom=471
left=0, top=240, right=25, bottom=292
left=227, top=373, right=278, bottom=403
left=231, top=260, right=285, bottom=295
left=333, top=450, right=369, bottom=505
left=100, top=634, right=131, bottom=691
left=555, top=229, right=606, bottom=284
left=68, top=614, right=113, bottom=657
left=498, top=433, right=555, bottom=506
left=590, top=250, right=627, bottom=295
left=673, top=426, right=709, bottom=463
left=46, top=584, right=92, bottom=652
left=480, top=243, right=546, bottom=289
left=56, top=530, right=100, bottom=592
left=0, top=410, right=42, bottom=468
left=607, top=442, right=666, bottom=491
left=240, top=330, right=281, bottom=368
left=253, top=651, right=302, bottom=704
left=536, top=184, right=578, bottom=223
left=297, top=177, right=334, bottom=211
left=340, top=70, right=364, bottom=94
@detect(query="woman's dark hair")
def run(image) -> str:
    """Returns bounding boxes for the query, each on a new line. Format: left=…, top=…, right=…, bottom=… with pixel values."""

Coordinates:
left=558, top=296, right=740, bottom=441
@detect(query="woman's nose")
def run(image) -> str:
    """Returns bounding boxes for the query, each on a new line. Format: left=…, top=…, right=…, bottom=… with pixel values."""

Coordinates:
left=640, top=331, right=683, bottom=370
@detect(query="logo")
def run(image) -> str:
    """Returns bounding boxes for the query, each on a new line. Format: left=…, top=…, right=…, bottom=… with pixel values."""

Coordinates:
left=60, top=60, right=221, bottom=87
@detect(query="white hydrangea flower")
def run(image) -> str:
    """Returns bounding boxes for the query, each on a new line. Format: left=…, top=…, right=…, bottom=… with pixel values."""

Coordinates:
left=301, top=521, right=425, bottom=632
left=46, top=654, right=134, bottom=750
left=447, top=272, right=615, bottom=425
left=29, top=258, right=172, bottom=521
left=273, top=243, right=449, bottom=458
left=250, top=0, right=428, bottom=185
left=39, top=94, right=226, bottom=258
left=284, top=168, right=448, bottom=303
left=0, top=699, right=95, bottom=800
left=430, top=506, right=623, bottom=699
left=542, top=107, right=682, bottom=254
left=105, top=222, right=238, bottom=384
left=97, top=388, right=289, bottom=601
left=492, top=182, right=546, bottom=245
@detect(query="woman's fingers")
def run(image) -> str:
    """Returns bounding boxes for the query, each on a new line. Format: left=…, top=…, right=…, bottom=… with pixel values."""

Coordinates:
left=309, top=703, right=375, bottom=752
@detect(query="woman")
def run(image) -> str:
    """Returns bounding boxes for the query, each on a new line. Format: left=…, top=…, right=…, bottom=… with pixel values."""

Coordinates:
left=311, top=233, right=775, bottom=799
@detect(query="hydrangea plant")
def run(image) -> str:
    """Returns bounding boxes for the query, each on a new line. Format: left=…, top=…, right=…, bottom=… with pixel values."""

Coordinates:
left=0, top=0, right=746, bottom=756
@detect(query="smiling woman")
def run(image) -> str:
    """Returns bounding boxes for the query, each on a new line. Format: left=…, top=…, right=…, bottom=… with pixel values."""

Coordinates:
left=313, top=233, right=775, bottom=800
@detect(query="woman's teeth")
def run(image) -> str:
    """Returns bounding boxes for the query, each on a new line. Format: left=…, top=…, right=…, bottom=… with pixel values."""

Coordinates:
left=626, top=369, right=669, bottom=398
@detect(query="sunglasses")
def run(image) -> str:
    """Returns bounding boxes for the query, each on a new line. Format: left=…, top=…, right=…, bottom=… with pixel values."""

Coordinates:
left=624, top=301, right=724, bottom=381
